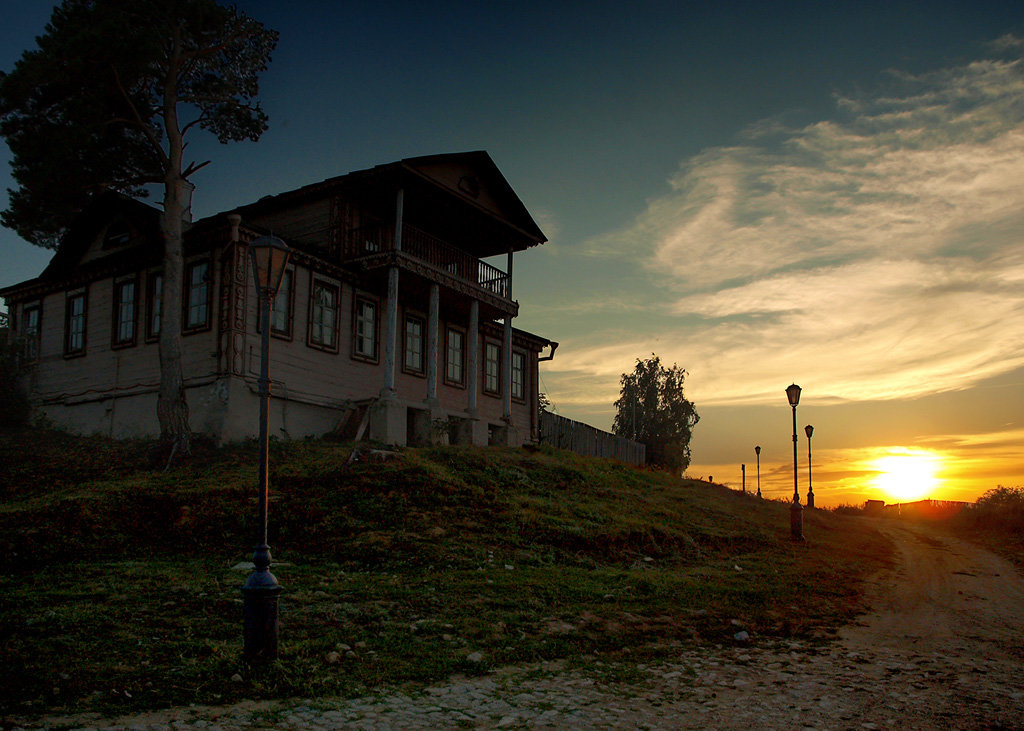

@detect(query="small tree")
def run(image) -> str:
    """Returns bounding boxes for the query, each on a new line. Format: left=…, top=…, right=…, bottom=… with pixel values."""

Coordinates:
left=612, top=354, right=699, bottom=473
left=0, top=0, right=278, bottom=454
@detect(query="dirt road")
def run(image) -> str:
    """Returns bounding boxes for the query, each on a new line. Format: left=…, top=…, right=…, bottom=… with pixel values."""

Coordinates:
left=21, top=520, right=1024, bottom=730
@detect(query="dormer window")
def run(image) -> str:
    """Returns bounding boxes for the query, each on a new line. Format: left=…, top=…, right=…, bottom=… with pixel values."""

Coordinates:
left=104, top=220, right=132, bottom=249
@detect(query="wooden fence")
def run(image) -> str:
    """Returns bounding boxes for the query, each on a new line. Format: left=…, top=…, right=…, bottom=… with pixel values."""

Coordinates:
left=539, top=411, right=645, bottom=466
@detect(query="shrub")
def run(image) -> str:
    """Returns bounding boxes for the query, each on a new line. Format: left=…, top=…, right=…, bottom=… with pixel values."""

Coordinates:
left=0, top=335, right=30, bottom=427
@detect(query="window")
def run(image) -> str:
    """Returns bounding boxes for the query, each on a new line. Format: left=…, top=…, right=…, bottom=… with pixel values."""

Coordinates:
left=184, top=261, right=211, bottom=331
left=146, top=272, right=162, bottom=341
left=445, top=327, right=465, bottom=386
left=512, top=351, right=526, bottom=401
left=403, top=315, right=424, bottom=374
left=21, top=303, right=41, bottom=360
left=65, top=291, right=87, bottom=356
left=309, top=279, right=339, bottom=350
left=354, top=296, right=377, bottom=360
left=484, top=341, right=501, bottom=395
left=270, top=269, right=293, bottom=337
left=112, top=278, right=137, bottom=347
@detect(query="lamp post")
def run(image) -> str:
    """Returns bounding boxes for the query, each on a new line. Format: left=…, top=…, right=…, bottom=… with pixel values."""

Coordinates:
left=786, top=384, right=803, bottom=540
left=755, top=446, right=762, bottom=498
left=805, top=424, right=815, bottom=508
left=243, top=234, right=291, bottom=664
left=742, top=463, right=746, bottom=493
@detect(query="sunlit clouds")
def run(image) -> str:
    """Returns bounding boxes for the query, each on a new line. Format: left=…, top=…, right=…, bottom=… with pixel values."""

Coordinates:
left=545, top=42, right=1024, bottom=413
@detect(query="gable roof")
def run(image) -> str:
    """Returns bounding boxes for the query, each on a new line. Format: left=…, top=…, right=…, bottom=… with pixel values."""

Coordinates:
left=38, top=192, right=163, bottom=279
left=231, top=151, right=546, bottom=255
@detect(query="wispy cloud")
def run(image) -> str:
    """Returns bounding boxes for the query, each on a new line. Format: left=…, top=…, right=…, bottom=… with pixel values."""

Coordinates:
left=556, top=43, right=1024, bottom=409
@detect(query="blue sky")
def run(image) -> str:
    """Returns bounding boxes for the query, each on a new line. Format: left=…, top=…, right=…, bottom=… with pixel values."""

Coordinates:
left=3, top=1, right=1024, bottom=503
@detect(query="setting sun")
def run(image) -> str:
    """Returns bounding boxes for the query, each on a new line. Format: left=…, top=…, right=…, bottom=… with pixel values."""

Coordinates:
left=871, top=450, right=942, bottom=502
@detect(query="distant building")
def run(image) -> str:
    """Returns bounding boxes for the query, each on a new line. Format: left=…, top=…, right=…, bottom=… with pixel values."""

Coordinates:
left=883, top=499, right=968, bottom=520
left=864, top=499, right=886, bottom=515
left=1, top=151, right=557, bottom=446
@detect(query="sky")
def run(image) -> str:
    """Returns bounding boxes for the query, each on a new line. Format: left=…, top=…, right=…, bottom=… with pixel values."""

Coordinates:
left=2, top=1, right=1024, bottom=506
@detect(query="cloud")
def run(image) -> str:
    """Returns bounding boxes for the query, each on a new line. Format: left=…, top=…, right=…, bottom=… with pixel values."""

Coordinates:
left=559, top=45, right=1024, bottom=409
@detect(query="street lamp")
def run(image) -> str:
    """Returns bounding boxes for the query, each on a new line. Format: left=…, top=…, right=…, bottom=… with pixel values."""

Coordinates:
left=243, top=234, right=291, bottom=663
left=805, top=424, right=815, bottom=508
left=754, top=446, right=762, bottom=498
left=786, top=384, right=803, bottom=540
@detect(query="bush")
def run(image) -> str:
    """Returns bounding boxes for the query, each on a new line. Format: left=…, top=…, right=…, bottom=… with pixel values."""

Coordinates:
left=957, top=485, right=1024, bottom=533
left=0, top=335, right=30, bottom=427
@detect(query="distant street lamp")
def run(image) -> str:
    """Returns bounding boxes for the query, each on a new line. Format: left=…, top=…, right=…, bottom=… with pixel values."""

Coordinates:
left=742, top=463, right=746, bottom=493
left=786, top=384, right=804, bottom=540
left=243, top=234, right=291, bottom=663
left=805, top=424, right=815, bottom=508
left=754, top=446, right=762, bottom=498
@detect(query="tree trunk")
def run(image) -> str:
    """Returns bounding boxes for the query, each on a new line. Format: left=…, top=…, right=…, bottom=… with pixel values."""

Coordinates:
left=157, top=38, right=191, bottom=457
left=157, top=177, right=192, bottom=454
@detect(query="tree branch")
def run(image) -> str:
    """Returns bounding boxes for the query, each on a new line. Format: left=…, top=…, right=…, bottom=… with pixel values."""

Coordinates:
left=111, top=65, right=169, bottom=169
left=181, top=160, right=211, bottom=178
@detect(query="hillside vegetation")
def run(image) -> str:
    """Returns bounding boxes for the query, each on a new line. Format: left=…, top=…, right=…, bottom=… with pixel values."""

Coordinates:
left=0, top=426, right=891, bottom=718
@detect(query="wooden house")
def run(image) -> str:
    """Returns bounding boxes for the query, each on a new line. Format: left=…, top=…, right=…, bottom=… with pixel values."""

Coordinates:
left=0, top=151, right=557, bottom=446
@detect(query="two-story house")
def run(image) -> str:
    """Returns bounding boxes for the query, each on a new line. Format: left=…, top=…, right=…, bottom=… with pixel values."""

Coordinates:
left=0, top=151, right=557, bottom=446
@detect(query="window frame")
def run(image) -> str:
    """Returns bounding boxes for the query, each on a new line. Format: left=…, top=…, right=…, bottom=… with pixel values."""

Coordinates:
left=307, top=276, right=341, bottom=353
left=402, top=313, right=425, bottom=376
left=444, top=326, right=466, bottom=388
left=145, top=271, right=163, bottom=343
left=64, top=289, right=88, bottom=358
left=269, top=267, right=295, bottom=340
left=182, top=259, right=213, bottom=334
left=111, top=276, right=139, bottom=349
left=351, top=294, right=379, bottom=363
left=511, top=350, right=527, bottom=403
left=483, top=340, right=501, bottom=396
left=20, top=301, right=42, bottom=361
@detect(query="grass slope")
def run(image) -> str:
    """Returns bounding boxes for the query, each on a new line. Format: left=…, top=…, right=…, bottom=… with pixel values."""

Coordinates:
left=0, top=427, right=892, bottom=719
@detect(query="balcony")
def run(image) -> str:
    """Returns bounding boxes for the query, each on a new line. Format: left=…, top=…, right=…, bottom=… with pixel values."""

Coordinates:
left=342, top=223, right=510, bottom=300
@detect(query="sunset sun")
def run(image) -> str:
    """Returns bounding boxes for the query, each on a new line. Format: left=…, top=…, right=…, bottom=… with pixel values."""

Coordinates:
left=871, top=451, right=942, bottom=502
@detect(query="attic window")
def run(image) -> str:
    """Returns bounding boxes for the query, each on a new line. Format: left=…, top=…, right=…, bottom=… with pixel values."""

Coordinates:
left=104, top=221, right=132, bottom=248
left=458, top=175, right=480, bottom=198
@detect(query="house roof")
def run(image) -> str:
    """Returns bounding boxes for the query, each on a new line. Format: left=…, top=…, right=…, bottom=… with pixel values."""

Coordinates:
left=230, top=151, right=547, bottom=256
left=0, top=192, right=164, bottom=300
left=1, top=151, right=547, bottom=299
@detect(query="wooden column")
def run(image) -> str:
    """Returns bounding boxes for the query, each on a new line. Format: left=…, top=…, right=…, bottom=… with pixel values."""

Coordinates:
left=394, top=188, right=404, bottom=252
left=426, top=283, right=440, bottom=404
left=383, top=267, right=399, bottom=395
left=467, top=299, right=479, bottom=415
left=382, top=187, right=403, bottom=396
left=502, top=249, right=513, bottom=420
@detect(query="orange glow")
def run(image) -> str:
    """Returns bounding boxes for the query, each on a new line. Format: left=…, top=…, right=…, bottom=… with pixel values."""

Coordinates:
left=870, top=449, right=942, bottom=502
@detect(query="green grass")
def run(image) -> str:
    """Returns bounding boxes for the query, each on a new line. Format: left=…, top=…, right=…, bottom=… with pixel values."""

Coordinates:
left=0, top=426, right=893, bottom=720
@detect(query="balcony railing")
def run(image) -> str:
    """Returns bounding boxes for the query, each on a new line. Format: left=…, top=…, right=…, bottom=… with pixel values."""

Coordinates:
left=342, top=223, right=510, bottom=299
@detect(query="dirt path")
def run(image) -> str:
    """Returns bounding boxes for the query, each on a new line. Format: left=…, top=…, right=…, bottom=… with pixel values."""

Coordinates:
left=20, top=521, right=1024, bottom=730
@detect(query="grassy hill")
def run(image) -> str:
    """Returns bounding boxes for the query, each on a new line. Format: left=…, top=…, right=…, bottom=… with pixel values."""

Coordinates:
left=0, top=426, right=891, bottom=719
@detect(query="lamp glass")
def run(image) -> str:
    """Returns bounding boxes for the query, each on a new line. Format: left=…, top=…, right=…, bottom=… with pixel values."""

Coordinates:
left=805, top=424, right=814, bottom=438
left=250, top=235, right=291, bottom=296
left=786, top=383, right=802, bottom=406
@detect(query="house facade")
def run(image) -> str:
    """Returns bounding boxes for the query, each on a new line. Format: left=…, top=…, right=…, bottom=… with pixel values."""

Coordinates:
left=0, top=152, right=557, bottom=446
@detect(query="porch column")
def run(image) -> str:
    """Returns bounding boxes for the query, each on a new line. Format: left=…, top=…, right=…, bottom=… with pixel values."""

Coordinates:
left=502, top=316, right=512, bottom=421
left=467, top=299, right=479, bottom=416
left=426, top=283, right=440, bottom=405
left=381, top=187, right=404, bottom=396
left=369, top=186, right=405, bottom=445
left=394, top=188, right=404, bottom=251
left=382, top=267, right=399, bottom=395
left=457, top=298, right=487, bottom=446
left=502, top=249, right=514, bottom=421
